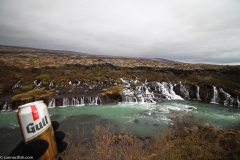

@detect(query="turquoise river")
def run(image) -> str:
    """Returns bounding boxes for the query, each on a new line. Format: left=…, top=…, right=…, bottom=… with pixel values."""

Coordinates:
left=1, top=100, right=240, bottom=136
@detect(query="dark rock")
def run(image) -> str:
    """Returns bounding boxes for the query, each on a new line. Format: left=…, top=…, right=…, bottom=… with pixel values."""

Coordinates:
left=133, top=119, right=139, bottom=123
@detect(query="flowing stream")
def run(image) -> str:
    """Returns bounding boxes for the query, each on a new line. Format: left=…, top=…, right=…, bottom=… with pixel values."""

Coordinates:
left=1, top=100, right=240, bottom=136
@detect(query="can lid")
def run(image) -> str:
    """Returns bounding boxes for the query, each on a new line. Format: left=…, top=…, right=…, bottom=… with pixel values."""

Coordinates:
left=18, top=100, right=43, bottom=109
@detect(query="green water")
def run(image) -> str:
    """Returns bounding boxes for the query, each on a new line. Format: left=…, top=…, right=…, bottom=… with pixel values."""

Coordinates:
left=1, top=100, right=240, bottom=136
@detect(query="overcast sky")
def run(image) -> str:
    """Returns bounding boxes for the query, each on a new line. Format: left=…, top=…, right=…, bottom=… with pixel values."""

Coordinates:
left=0, top=0, right=240, bottom=64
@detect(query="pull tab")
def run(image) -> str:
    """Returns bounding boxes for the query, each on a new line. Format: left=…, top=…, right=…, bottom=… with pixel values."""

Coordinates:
left=31, top=105, right=39, bottom=121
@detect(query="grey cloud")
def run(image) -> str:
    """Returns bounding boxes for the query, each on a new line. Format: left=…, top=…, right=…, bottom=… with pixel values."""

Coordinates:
left=0, top=0, right=240, bottom=64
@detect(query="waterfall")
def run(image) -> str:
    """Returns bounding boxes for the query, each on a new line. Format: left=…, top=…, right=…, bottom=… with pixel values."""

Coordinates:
left=156, top=82, right=183, bottom=100
left=219, top=88, right=233, bottom=106
left=97, top=96, right=102, bottom=105
left=87, top=96, right=102, bottom=105
left=122, top=96, right=127, bottom=102
left=224, top=93, right=233, bottom=106
left=237, top=96, right=240, bottom=108
left=130, top=77, right=140, bottom=84
left=120, top=78, right=131, bottom=87
left=63, top=98, right=70, bottom=107
left=34, top=80, right=42, bottom=89
left=49, top=81, right=54, bottom=88
left=81, top=97, right=85, bottom=105
left=126, top=96, right=138, bottom=103
left=210, top=86, right=218, bottom=103
left=12, top=80, right=22, bottom=90
left=48, top=98, right=55, bottom=108
left=77, top=81, right=81, bottom=86
left=123, top=95, right=140, bottom=103
left=87, top=97, right=91, bottom=105
left=86, top=96, right=101, bottom=105
left=134, top=97, right=138, bottom=102
left=123, top=81, right=183, bottom=104
left=7, top=103, right=12, bottom=111
left=71, top=98, right=76, bottom=106
left=93, top=96, right=99, bottom=105
left=136, top=86, right=143, bottom=92
left=196, top=85, right=201, bottom=100
left=1, top=102, right=7, bottom=111
left=75, top=97, right=85, bottom=106
left=139, top=95, right=145, bottom=103
left=179, top=82, right=189, bottom=99
left=145, top=87, right=151, bottom=94
left=75, top=97, right=80, bottom=106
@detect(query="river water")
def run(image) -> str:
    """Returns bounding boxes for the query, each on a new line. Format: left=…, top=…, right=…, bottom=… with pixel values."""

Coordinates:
left=1, top=100, right=240, bottom=136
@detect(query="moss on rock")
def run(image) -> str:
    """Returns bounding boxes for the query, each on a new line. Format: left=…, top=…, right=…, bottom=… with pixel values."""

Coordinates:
left=12, top=88, right=53, bottom=101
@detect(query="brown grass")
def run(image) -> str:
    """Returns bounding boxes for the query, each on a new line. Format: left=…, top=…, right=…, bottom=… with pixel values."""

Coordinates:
left=61, top=125, right=149, bottom=160
left=59, top=113, right=240, bottom=160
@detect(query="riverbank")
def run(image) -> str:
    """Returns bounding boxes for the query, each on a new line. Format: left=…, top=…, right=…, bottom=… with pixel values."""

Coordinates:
left=1, top=101, right=240, bottom=157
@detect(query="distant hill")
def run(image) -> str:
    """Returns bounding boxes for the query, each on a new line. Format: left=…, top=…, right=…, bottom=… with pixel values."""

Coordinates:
left=0, top=45, right=177, bottom=63
left=0, top=45, right=89, bottom=56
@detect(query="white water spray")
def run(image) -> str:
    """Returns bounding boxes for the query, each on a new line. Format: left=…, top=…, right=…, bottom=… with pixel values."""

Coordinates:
left=48, top=98, right=55, bottom=108
left=237, top=96, right=240, bottom=108
left=1, top=102, right=7, bottom=111
left=196, top=85, right=201, bottom=100
left=211, top=86, right=218, bottom=103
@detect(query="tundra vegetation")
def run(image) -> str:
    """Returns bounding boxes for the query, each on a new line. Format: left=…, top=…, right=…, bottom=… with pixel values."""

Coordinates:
left=61, top=113, right=240, bottom=160
left=0, top=46, right=240, bottom=98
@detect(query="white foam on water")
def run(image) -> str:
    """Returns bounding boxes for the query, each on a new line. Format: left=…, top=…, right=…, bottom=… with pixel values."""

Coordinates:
left=58, top=105, right=69, bottom=108
left=167, top=106, right=181, bottom=111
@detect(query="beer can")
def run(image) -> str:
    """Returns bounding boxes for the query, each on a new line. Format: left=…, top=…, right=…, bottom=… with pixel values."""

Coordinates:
left=17, top=100, right=59, bottom=160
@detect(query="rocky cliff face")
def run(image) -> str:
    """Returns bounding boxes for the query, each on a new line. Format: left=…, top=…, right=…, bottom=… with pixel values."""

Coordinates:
left=173, top=83, right=239, bottom=107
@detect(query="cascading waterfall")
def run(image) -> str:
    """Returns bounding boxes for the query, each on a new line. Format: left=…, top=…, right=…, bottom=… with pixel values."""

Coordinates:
left=97, top=96, right=102, bottom=105
left=219, top=88, right=233, bottom=106
left=87, top=97, right=92, bottom=105
left=1, top=102, right=7, bottom=111
left=76, top=81, right=81, bottom=86
left=12, top=80, right=22, bottom=90
left=80, top=97, right=85, bottom=105
left=180, top=82, right=189, bottom=99
left=7, top=103, right=12, bottom=111
left=73, top=97, right=85, bottom=106
left=33, top=80, right=42, bottom=89
left=123, top=81, right=182, bottom=104
left=120, top=78, right=131, bottom=88
left=124, top=96, right=138, bottom=103
left=63, top=98, right=70, bottom=107
left=224, top=93, right=233, bottom=106
left=71, top=98, right=76, bottom=106
left=91, top=96, right=97, bottom=105
left=49, top=81, right=54, bottom=88
left=156, top=82, right=183, bottom=100
left=237, top=96, right=240, bottom=108
left=97, top=96, right=101, bottom=105
left=75, top=97, right=80, bottom=106
left=196, top=85, right=201, bottom=100
left=85, top=96, right=102, bottom=105
left=48, top=98, right=55, bottom=108
left=138, top=95, right=145, bottom=103
left=211, top=86, right=218, bottom=103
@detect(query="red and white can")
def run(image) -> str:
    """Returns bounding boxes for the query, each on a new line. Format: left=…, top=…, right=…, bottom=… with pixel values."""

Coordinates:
left=17, top=100, right=59, bottom=160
